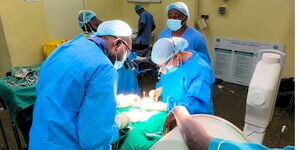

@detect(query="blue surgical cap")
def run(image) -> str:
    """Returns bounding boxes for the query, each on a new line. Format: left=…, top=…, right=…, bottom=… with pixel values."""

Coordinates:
left=151, top=37, right=188, bottom=65
left=135, top=5, right=144, bottom=11
left=166, top=2, right=189, bottom=16
left=78, top=10, right=96, bottom=27
left=93, top=20, right=132, bottom=37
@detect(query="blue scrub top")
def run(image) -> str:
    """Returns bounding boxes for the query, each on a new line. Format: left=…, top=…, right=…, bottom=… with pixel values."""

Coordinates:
left=159, top=27, right=211, bottom=64
left=209, top=138, right=295, bottom=150
left=29, top=34, right=119, bottom=150
left=136, top=11, right=155, bottom=45
left=156, top=51, right=214, bottom=114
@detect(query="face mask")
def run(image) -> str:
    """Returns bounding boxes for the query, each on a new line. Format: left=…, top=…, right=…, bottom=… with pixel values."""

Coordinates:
left=164, top=55, right=182, bottom=74
left=114, top=59, right=126, bottom=70
left=165, top=65, right=178, bottom=73
left=167, top=19, right=182, bottom=31
left=113, top=49, right=128, bottom=70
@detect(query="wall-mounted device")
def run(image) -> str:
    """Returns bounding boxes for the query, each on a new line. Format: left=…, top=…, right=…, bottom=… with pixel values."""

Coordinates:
left=218, top=7, right=226, bottom=15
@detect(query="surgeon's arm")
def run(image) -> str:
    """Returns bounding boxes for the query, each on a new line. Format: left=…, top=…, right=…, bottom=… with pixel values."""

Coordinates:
left=77, top=66, right=119, bottom=149
left=188, top=74, right=213, bottom=114
left=164, top=106, right=213, bottom=150
left=167, top=74, right=213, bottom=114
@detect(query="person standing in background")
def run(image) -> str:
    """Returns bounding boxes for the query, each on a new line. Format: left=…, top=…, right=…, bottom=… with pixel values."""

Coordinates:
left=159, top=2, right=211, bottom=64
left=134, top=4, right=156, bottom=50
left=78, top=10, right=102, bottom=34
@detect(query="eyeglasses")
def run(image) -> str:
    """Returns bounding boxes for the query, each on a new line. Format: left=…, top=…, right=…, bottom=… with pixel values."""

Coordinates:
left=108, top=35, right=131, bottom=53
left=118, top=39, right=131, bottom=54
left=158, top=57, right=173, bottom=74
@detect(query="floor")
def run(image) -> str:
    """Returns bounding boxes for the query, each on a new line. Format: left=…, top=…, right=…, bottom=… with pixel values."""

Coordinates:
left=0, top=76, right=295, bottom=149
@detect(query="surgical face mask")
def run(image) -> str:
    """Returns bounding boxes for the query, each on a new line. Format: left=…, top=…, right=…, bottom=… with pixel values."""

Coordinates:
left=113, top=47, right=128, bottom=70
left=159, top=55, right=182, bottom=74
left=114, top=59, right=126, bottom=70
left=167, top=19, right=182, bottom=31
left=165, top=65, right=178, bottom=73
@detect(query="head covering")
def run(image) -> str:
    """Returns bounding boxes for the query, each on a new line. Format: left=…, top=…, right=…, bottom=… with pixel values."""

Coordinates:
left=166, top=2, right=189, bottom=16
left=93, top=20, right=132, bottom=37
left=78, top=10, right=96, bottom=28
left=135, top=5, right=144, bottom=11
left=151, top=37, right=188, bottom=65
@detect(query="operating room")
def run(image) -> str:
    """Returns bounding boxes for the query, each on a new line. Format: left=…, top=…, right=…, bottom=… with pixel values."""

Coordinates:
left=0, top=0, right=295, bottom=149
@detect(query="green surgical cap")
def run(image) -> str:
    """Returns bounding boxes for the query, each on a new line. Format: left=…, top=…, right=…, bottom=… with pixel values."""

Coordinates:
left=78, top=10, right=96, bottom=28
left=135, top=5, right=144, bottom=11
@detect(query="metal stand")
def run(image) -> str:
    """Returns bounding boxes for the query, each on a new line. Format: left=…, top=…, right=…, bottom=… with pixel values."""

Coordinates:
left=0, top=97, right=23, bottom=150
left=0, top=118, right=9, bottom=150
left=11, top=123, right=22, bottom=150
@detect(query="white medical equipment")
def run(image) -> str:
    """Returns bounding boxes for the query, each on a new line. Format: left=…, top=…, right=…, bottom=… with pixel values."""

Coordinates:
left=151, top=114, right=250, bottom=150
left=243, top=49, right=285, bottom=144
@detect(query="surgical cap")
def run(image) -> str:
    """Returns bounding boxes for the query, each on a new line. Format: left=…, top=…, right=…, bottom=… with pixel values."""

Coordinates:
left=166, top=2, right=189, bottom=16
left=135, top=5, right=144, bottom=11
left=151, top=37, right=188, bottom=65
left=93, top=20, right=132, bottom=37
left=78, top=10, right=96, bottom=27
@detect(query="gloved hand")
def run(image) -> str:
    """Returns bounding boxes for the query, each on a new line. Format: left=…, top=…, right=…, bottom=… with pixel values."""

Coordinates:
left=149, top=87, right=162, bottom=102
left=115, top=113, right=130, bottom=129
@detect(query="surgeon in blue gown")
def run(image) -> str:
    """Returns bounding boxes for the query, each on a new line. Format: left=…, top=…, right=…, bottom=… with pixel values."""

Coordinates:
left=151, top=37, right=214, bottom=115
left=159, top=2, right=210, bottom=64
left=29, top=20, right=133, bottom=150
left=163, top=106, right=295, bottom=150
left=77, top=10, right=140, bottom=96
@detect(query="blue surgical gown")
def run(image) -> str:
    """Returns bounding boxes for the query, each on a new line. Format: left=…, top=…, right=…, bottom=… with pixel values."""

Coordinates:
left=159, top=27, right=211, bottom=64
left=29, top=34, right=119, bottom=150
left=117, top=65, right=140, bottom=95
left=156, top=51, right=214, bottom=114
left=209, top=138, right=295, bottom=150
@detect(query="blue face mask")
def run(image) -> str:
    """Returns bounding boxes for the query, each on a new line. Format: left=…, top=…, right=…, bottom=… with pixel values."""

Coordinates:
left=114, top=50, right=128, bottom=70
left=161, top=56, right=182, bottom=74
left=167, top=19, right=182, bottom=31
left=165, top=65, right=178, bottom=73
left=114, top=59, right=126, bottom=70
